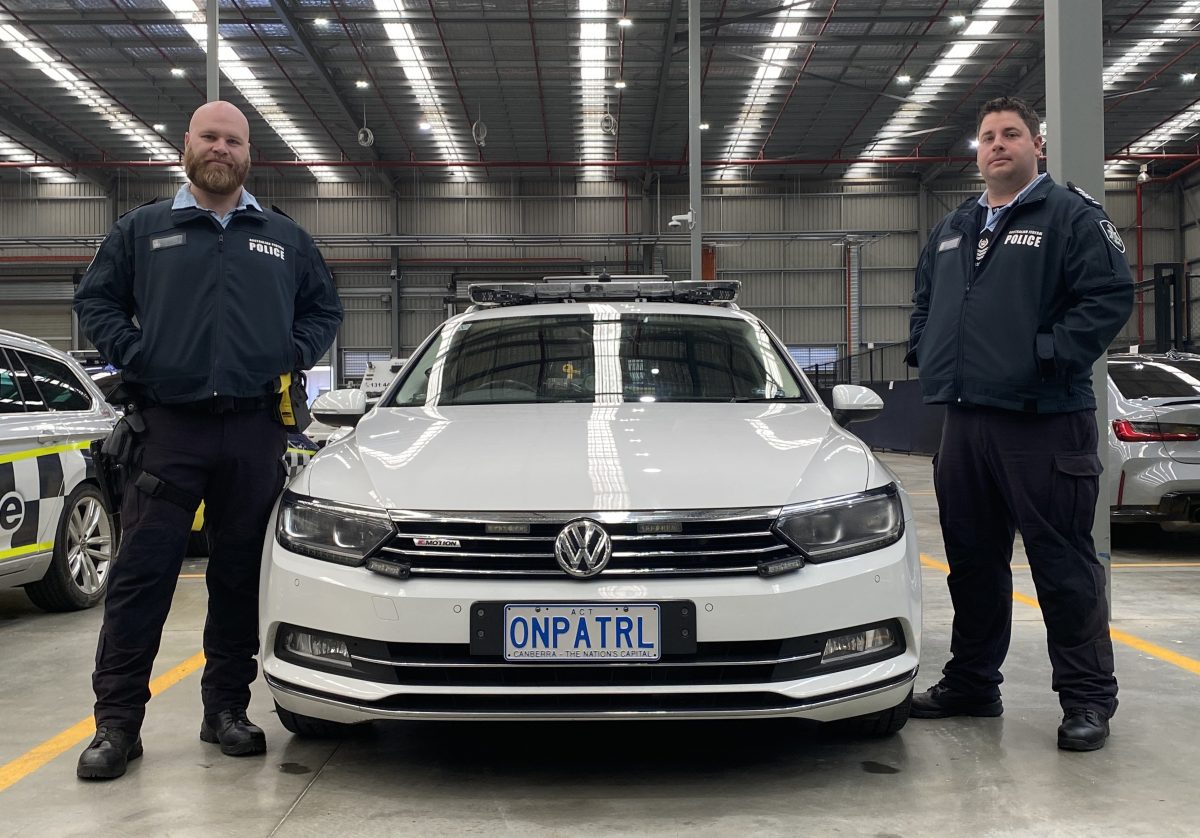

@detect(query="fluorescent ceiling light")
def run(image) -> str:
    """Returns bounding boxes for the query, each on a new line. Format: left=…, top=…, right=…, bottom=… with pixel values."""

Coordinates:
left=171, top=67, right=185, bottom=77
left=617, top=17, right=632, bottom=27
left=375, top=1, right=472, bottom=180
left=165, top=0, right=350, bottom=182
left=1103, top=1, right=1200, bottom=90
left=718, top=3, right=812, bottom=179
left=578, top=2, right=614, bottom=180
left=0, top=20, right=176, bottom=176
left=847, top=0, right=1011, bottom=178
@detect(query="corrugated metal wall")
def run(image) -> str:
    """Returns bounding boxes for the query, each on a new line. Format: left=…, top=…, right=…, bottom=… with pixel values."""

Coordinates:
left=0, top=175, right=1176, bottom=380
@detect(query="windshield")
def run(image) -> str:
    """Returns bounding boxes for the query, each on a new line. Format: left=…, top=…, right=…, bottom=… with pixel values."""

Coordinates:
left=388, top=310, right=810, bottom=406
left=1110, top=358, right=1200, bottom=399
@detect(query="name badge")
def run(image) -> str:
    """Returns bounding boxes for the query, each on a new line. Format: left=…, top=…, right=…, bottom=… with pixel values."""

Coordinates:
left=937, top=235, right=962, bottom=253
left=150, top=233, right=186, bottom=250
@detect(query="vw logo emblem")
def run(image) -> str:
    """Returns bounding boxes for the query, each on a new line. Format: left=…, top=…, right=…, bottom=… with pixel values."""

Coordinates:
left=554, top=519, right=612, bottom=578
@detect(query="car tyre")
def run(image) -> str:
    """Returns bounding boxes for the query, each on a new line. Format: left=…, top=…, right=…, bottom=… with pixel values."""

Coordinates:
left=836, top=688, right=912, bottom=737
left=275, top=701, right=364, bottom=738
left=24, top=482, right=116, bottom=612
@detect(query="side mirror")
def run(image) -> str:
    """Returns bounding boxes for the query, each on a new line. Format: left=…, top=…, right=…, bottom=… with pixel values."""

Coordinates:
left=831, top=384, right=884, bottom=425
left=312, top=389, right=368, bottom=427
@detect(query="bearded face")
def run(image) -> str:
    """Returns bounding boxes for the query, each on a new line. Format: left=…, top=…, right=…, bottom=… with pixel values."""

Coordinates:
left=183, top=142, right=250, bottom=195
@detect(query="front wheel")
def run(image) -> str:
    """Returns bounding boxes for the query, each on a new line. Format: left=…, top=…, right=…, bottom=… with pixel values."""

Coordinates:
left=835, top=688, right=912, bottom=737
left=24, top=482, right=116, bottom=612
left=275, top=701, right=366, bottom=739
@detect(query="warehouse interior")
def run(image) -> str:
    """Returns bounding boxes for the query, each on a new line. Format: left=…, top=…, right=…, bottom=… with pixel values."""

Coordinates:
left=1, top=1, right=1199, bottom=835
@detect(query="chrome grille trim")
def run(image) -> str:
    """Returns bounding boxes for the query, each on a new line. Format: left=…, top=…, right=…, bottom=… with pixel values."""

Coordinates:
left=376, top=506, right=796, bottom=578
left=347, top=650, right=825, bottom=668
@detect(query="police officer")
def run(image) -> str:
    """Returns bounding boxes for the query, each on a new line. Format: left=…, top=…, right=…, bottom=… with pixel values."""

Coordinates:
left=906, top=97, right=1133, bottom=751
left=73, top=101, right=343, bottom=780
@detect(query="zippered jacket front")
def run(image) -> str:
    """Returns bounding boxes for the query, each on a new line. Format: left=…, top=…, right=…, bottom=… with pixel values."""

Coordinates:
left=907, top=175, right=1134, bottom=413
left=75, top=199, right=343, bottom=405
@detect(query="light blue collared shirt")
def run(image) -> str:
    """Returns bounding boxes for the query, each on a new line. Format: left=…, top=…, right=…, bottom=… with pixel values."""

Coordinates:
left=977, top=171, right=1047, bottom=232
left=172, top=183, right=261, bottom=228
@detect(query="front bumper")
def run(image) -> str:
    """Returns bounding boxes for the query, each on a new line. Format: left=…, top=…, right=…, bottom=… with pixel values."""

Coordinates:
left=261, top=523, right=921, bottom=723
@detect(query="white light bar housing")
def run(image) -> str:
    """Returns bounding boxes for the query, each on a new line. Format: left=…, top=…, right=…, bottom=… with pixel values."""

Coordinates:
left=468, top=278, right=741, bottom=307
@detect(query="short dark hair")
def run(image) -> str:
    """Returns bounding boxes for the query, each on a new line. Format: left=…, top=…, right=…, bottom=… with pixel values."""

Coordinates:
left=976, top=96, right=1041, bottom=139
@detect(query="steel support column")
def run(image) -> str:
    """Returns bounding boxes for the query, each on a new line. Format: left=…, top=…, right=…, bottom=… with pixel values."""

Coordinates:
left=1045, top=0, right=1111, bottom=601
left=687, top=0, right=702, bottom=280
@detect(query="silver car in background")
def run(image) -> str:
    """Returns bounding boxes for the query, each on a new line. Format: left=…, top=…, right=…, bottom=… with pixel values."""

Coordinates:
left=1107, top=352, right=1200, bottom=532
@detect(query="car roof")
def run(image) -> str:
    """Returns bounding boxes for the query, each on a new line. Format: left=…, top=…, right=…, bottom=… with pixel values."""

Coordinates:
left=1109, top=352, right=1200, bottom=364
left=457, top=300, right=756, bottom=323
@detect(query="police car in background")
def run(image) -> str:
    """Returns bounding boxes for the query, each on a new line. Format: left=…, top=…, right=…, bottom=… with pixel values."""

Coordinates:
left=262, top=278, right=920, bottom=737
left=0, top=330, right=119, bottom=611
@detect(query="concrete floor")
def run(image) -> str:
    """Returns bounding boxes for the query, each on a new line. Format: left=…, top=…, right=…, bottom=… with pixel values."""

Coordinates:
left=1, top=452, right=1198, bottom=837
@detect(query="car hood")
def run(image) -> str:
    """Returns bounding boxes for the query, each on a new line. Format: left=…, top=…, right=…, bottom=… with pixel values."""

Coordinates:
left=297, top=402, right=876, bottom=511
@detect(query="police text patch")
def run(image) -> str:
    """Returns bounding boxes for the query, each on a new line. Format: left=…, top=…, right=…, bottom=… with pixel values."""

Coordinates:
left=937, top=235, right=962, bottom=252
left=151, top=233, right=186, bottom=250
left=1098, top=219, right=1126, bottom=253
left=1003, top=228, right=1043, bottom=248
left=249, top=236, right=286, bottom=261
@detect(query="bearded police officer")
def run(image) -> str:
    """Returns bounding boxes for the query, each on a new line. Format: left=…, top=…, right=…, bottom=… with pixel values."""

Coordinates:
left=73, top=101, right=343, bottom=779
left=907, top=97, right=1134, bottom=751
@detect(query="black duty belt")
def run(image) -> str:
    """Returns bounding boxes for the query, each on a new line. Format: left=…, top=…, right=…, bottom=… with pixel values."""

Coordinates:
left=176, top=394, right=273, bottom=413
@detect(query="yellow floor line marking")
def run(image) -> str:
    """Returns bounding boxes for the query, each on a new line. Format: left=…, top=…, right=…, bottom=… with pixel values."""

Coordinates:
left=919, top=554, right=1200, bottom=677
left=179, top=573, right=206, bottom=579
left=0, top=651, right=206, bottom=794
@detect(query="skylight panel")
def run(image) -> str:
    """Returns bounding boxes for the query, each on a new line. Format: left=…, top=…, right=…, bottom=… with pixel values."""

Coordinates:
left=577, top=2, right=614, bottom=181
left=717, top=3, right=812, bottom=180
left=0, top=21, right=177, bottom=179
left=0, top=131, right=76, bottom=181
left=845, top=0, right=1012, bottom=179
left=1104, top=1, right=1200, bottom=174
left=164, top=2, right=351, bottom=183
left=374, top=0, right=473, bottom=181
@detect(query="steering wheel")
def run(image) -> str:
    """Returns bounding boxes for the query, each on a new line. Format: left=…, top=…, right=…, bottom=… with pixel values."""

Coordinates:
left=475, top=379, right=538, bottom=393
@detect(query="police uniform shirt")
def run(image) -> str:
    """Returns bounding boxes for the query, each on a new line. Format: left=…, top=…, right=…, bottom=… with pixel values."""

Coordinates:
left=974, top=172, right=1047, bottom=264
left=171, top=182, right=262, bottom=229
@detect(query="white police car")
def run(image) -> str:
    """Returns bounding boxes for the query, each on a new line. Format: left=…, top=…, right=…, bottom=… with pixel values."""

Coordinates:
left=261, top=278, right=920, bottom=736
left=0, top=330, right=119, bottom=611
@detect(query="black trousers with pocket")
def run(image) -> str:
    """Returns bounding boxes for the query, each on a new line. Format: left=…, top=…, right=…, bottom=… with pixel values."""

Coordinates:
left=933, top=405, right=1118, bottom=716
left=91, top=404, right=286, bottom=731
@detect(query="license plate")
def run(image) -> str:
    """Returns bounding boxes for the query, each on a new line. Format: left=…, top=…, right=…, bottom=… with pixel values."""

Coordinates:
left=503, top=604, right=660, bottom=662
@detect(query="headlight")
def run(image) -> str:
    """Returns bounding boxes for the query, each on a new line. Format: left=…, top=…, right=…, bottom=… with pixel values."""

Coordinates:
left=773, top=483, right=904, bottom=563
left=276, top=491, right=395, bottom=566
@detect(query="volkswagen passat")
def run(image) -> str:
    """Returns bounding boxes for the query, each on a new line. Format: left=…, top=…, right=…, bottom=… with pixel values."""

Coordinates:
left=260, top=278, right=921, bottom=736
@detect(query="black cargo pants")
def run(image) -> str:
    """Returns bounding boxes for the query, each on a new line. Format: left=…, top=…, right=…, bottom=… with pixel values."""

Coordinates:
left=933, top=404, right=1118, bottom=716
left=91, top=403, right=286, bottom=731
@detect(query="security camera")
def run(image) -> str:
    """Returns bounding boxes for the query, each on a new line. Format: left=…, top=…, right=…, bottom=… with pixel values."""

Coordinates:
left=668, top=218, right=682, bottom=229
left=669, top=212, right=692, bottom=229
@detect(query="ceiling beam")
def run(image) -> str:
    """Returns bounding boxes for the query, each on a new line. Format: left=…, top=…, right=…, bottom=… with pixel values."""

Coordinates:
left=0, top=101, right=112, bottom=190
left=263, top=0, right=400, bottom=196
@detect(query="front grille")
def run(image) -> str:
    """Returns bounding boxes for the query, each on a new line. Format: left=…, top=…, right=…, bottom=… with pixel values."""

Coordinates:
left=373, top=509, right=796, bottom=578
left=274, top=620, right=906, bottom=688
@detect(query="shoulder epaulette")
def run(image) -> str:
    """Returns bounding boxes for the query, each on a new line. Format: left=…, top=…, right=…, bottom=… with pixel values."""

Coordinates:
left=270, top=204, right=295, bottom=221
left=1066, top=181, right=1103, bottom=209
left=118, top=197, right=162, bottom=219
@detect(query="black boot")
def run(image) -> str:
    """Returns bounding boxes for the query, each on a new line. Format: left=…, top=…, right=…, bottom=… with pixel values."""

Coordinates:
left=200, top=707, right=266, bottom=756
left=77, top=726, right=143, bottom=780
left=910, top=683, right=1004, bottom=719
left=1057, top=708, right=1110, bottom=751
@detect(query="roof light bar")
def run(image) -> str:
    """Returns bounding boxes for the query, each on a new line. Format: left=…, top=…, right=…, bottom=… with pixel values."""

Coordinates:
left=468, top=278, right=740, bottom=307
